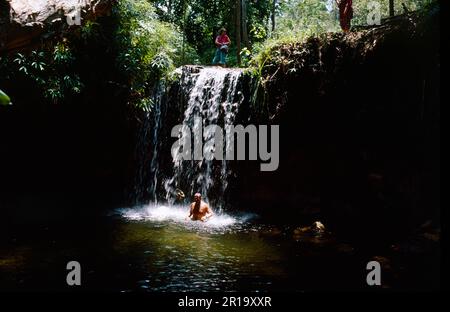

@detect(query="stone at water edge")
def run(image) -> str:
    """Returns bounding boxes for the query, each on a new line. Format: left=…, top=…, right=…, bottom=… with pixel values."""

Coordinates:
left=0, top=89, right=11, bottom=106
left=312, top=221, right=325, bottom=233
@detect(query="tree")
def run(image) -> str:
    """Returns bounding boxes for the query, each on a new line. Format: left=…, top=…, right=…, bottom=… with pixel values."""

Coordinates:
left=271, top=0, right=276, bottom=32
left=235, top=0, right=242, bottom=65
left=274, top=0, right=337, bottom=37
left=242, top=0, right=249, bottom=48
left=389, top=0, right=395, bottom=16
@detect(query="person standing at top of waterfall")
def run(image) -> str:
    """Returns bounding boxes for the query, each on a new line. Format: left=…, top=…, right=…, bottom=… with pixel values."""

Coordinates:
left=336, top=0, right=353, bottom=33
left=188, top=193, right=213, bottom=222
left=212, top=28, right=231, bottom=67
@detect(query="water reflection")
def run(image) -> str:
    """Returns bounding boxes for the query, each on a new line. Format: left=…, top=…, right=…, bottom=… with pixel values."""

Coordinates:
left=114, top=205, right=284, bottom=291
left=1, top=205, right=363, bottom=292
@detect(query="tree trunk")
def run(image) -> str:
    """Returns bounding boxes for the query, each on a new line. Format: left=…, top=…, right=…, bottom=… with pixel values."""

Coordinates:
left=242, top=0, right=249, bottom=48
left=271, top=0, right=276, bottom=32
left=235, top=0, right=242, bottom=66
left=181, top=4, right=189, bottom=64
left=389, top=0, right=395, bottom=17
left=168, top=0, right=172, bottom=16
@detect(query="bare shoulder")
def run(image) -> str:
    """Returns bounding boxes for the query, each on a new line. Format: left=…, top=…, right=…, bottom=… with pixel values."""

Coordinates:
left=203, top=202, right=212, bottom=212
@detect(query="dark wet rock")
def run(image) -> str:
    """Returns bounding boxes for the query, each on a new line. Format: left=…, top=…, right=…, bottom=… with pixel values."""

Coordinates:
left=181, top=65, right=205, bottom=74
left=391, top=223, right=440, bottom=255
left=236, top=7, right=440, bottom=243
left=422, top=231, right=440, bottom=243
left=292, top=221, right=334, bottom=245
left=335, top=243, right=355, bottom=254
left=418, top=220, right=440, bottom=243
left=294, top=221, right=326, bottom=236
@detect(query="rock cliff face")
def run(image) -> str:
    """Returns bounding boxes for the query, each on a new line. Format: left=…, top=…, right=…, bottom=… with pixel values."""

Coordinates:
left=242, top=9, right=440, bottom=238
left=0, top=0, right=112, bottom=53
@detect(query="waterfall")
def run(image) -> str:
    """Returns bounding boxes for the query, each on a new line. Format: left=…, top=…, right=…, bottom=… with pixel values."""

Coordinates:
left=134, top=66, right=245, bottom=211
left=165, top=66, right=244, bottom=211
left=133, top=82, right=167, bottom=205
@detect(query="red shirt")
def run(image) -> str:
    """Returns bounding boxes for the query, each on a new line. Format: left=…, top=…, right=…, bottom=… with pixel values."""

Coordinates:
left=216, top=34, right=230, bottom=46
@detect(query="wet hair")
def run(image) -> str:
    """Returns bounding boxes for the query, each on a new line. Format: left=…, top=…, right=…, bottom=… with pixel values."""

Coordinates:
left=194, top=193, right=202, bottom=198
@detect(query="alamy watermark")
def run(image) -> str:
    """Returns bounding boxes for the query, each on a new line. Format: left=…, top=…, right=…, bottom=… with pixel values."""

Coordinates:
left=171, top=118, right=280, bottom=172
left=367, top=1, right=382, bottom=26
left=366, top=261, right=382, bottom=286
left=66, top=261, right=81, bottom=286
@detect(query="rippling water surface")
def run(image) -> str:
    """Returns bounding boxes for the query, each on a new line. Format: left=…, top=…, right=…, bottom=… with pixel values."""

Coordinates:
left=114, top=205, right=287, bottom=292
left=1, top=204, right=366, bottom=292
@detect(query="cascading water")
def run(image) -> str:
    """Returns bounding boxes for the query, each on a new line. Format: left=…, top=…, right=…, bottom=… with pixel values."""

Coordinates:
left=133, top=82, right=167, bottom=205
left=164, top=66, right=244, bottom=211
left=134, top=66, right=245, bottom=211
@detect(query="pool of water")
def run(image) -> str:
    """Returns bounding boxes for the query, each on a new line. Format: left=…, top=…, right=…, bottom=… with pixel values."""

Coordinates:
left=1, top=204, right=429, bottom=292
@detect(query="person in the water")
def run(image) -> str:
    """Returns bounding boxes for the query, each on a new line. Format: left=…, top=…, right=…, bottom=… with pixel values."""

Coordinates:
left=188, top=193, right=213, bottom=222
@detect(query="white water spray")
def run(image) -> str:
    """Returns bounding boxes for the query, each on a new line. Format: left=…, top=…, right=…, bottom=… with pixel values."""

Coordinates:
left=119, top=204, right=238, bottom=228
left=164, top=66, right=244, bottom=210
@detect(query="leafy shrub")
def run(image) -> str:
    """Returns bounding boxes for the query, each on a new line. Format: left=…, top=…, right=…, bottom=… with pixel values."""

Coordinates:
left=0, top=42, right=82, bottom=104
left=114, top=0, right=198, bottom=110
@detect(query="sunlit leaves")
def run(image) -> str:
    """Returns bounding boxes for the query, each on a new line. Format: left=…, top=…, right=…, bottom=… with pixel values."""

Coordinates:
left=114, top=0, right=198, bottom=109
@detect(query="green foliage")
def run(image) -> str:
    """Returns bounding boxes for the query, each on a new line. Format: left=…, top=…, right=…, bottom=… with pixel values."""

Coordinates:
left=275, top=0, right=339, bottom=38
left=0, top=88, right=11, bottom=106
left=146, top=0, right=435, bottom=66
left=247, top=0, right=336, bottom=73
left=136, top=97, right=154, bottom=113
left=0, top=42, right=83, bottom=104
left=352, top=0, right=437, bottom=26
left=114, top=0, right=198, bottom=109
left=243, top=0, right=438, bottom=117
left=251, top=24, right=268, bottom=41
left=240, top=47, right=252, bottom=67
left=152, top=0, right=273, bottom=66
left=81, top=20, right=101, bottom=42
left=250, top=0, right=437, bottom=70
left=0, top=0, right=438, bottom=111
